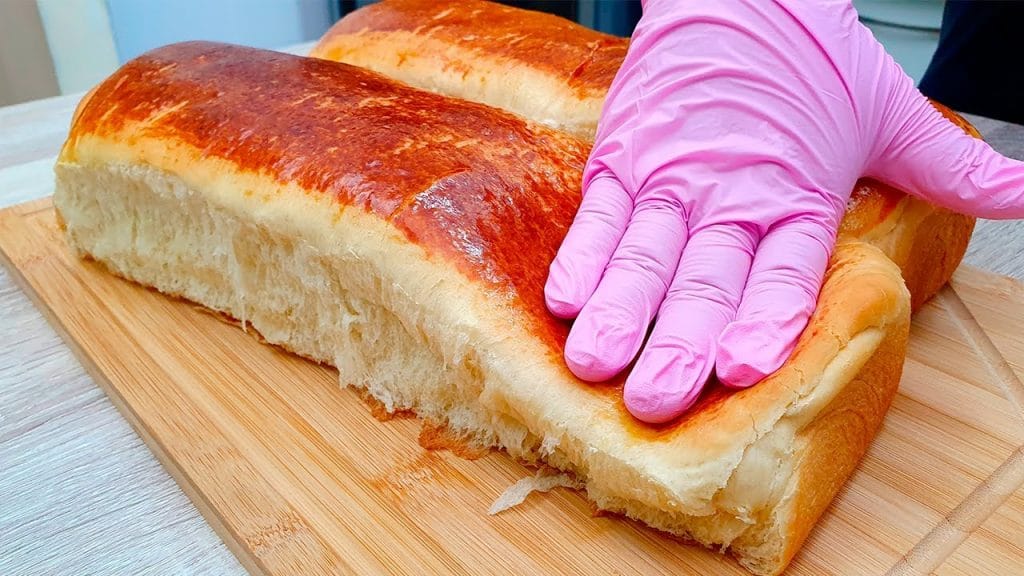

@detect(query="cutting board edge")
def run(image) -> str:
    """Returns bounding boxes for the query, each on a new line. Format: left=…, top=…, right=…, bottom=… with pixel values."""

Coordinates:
left=0, top=198, right=272, bottom=576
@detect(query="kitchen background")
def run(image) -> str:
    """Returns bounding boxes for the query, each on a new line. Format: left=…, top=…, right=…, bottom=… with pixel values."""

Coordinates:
left=0, top=0, right=946, bottom=107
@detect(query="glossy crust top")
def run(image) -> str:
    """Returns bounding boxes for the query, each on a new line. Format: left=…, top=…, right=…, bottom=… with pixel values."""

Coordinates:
left=317, top=0, right=628, bottom=98
left=64, top=41, right=589, bottom=350
left=313, top=0, right=978, bottom=312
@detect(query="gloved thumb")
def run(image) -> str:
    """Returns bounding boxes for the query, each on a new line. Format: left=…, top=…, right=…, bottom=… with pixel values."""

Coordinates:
left=870, top=85, right=1024, bottom=220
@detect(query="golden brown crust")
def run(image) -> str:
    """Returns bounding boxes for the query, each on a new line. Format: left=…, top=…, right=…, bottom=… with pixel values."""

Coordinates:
left=314, top=0, right=626, bottom=98
left=65, top=40, right=589, bottom=352
left=839, top=178, right=976, bottom=311
left=899, top=207, right=975, bottom=311
left=315, top=0, right=978, bottom=311
left=778, top=306, right=908, bottom=571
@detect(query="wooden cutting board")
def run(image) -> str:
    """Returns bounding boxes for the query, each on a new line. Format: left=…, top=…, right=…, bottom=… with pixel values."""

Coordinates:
left=1, top=197, right=1022, bottom=575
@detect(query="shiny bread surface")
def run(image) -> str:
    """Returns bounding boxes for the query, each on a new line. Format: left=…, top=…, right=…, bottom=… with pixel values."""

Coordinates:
left=65, top=41, right=590, bottom=350
left=316, top=0, right=627, bottom=99
left=316, top=0, right=978, bottom=310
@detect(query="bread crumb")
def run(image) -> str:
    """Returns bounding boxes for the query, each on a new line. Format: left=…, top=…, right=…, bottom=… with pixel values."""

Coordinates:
left=418, top=422, right=490, bottom=460
left=489, top=467, right=581, bottom=515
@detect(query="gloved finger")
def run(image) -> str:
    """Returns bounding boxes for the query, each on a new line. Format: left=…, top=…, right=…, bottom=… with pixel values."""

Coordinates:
left=545, top=175, right=633, bottom=318
left=871, top=79, right=1024, bottom=219
left=623, top=224, right=757, bottom=424
left=716, top=218, right=832, bottom=389
left=563, top=199, right=687, bottom=382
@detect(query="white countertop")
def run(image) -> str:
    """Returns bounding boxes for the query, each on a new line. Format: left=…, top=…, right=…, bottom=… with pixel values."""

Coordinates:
left=2, top=46, right=1024, bottom=575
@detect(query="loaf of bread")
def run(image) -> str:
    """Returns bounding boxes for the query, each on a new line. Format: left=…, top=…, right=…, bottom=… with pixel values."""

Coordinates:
left=311, top=0, right=621, bottom=140
left=312, top=0, right=977, bottom=311
left=55, top=42, right=916, bottom=575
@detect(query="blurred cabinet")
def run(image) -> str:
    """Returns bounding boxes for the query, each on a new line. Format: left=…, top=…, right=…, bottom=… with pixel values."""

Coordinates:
left=0, top=0, right=59, bottom=106
left=104, top=0, right=333, bottom=64
left=35, top=0, right=120, bottom=96
left=853, top=0, right=944, bottom=83
left=35, top=0, right=334, bottom=96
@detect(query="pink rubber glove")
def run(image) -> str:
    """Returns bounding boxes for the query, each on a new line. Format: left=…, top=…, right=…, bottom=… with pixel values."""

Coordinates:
left=545, top=0, right=1024, bottom=424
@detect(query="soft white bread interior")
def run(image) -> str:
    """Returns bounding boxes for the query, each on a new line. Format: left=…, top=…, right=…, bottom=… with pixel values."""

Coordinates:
left=55, top=42, right=911, bottom=575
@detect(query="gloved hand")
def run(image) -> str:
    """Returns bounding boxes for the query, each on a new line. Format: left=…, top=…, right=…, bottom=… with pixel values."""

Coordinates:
left=544, top=0, right=1024, bottom=424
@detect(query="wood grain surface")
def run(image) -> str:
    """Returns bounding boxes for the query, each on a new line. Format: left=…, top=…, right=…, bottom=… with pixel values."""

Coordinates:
left=1, top=197, right=1022, bottom=575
